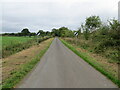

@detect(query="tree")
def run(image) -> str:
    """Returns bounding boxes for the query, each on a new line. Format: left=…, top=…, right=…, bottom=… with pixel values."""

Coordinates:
left=85, top=16, right=101, bottom=32
left=59, top=27, right=69, bottom=37
left=37, top=30, right=45, bottom=37
left=52, top=28, right=60, bottom=37
left=76, top=27, right=82, bottom=38
left=51, top=27, right=74, bottom=37
left=29, top=33, right=36, bottom=37
left=21, top=28, right=30, bottom=36
left=45, top=31, right=51, bottom=36
left=83, top=26, right=90, bottom=40
left=81, top=23, right=90, bottom=40
left=108, top=19, right=120, bottom=40
left=78, top=28, right=81, bottom=34
left=108, top=19, right=120, bottom=30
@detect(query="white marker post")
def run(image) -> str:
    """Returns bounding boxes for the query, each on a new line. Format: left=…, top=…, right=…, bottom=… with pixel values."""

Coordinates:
left=74, top=32, right=78, bottom=45
left=37, top=33, right=40, bottom=44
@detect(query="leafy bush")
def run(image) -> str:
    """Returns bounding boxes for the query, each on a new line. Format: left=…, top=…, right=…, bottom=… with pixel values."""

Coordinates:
left=63, top=17, right=120, bottom=63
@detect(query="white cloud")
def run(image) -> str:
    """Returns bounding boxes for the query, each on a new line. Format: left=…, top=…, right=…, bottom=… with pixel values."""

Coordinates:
left=1, top=0, right=120, bottom=33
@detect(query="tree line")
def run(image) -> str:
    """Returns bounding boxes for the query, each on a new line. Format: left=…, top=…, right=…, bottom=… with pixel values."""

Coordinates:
left=2, top=15, right=120, bottom=61
left=2, top=28, right=51, bottom=37
left=2, top=15, right=120, bottom=40
left=2, top=27, right=75, bottom=37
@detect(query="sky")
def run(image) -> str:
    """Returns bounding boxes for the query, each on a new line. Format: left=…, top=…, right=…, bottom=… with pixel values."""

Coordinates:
left=0, top=0, right=120, bottom=33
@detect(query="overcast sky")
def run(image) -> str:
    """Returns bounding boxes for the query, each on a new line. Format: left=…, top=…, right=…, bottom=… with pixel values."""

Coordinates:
left=0, top=0, right=120, bottom=33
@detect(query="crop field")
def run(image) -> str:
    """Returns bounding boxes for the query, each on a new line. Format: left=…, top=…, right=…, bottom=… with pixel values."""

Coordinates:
left=2, top=36, right=34, bottom=49
left=1, top=36, right=51, bottom=58
left=1, top=36, right=37, bottom=58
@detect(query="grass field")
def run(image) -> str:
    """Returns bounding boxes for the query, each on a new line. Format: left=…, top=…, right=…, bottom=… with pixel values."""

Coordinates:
left=2, top=36, right=34, bottom=49
left=1, top=36, right=50, bottom=58
left=1, top=36, right=36, bottom=58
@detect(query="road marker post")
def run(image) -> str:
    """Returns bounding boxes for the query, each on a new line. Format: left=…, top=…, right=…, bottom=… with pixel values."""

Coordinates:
left=74, top=32, right=78, bottom=45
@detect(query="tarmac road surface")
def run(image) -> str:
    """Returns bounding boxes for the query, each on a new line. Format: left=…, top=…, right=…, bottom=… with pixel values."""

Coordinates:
left=18, top=38, right=117, bottom=88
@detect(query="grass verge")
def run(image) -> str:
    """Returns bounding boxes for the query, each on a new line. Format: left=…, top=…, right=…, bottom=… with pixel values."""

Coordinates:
left=60, top=39, right=120, bottom=87
left=2, top=38, right=53, bottom=89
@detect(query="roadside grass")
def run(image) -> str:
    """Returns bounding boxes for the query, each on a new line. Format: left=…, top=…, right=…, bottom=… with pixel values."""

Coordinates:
left=60, top=39, right=120, bottom=87
left=0, top=36, right=2, bottom=58
left=2, top=38, right=53, bottom=88
left=63, top=37, right=119, bottom=63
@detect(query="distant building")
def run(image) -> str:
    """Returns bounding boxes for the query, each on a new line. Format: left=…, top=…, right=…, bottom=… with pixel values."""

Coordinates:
left=118, top=1, right=120, bottom=21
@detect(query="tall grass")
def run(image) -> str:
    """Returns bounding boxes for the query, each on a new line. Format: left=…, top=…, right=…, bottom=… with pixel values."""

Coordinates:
left=61, top=39, right=120, bottom=87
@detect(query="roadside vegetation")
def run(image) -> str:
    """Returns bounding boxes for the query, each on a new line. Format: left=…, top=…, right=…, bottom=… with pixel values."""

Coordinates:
left=2, top=38, right=53, bottom=88
left=1, top=28, right=52, bottom=58
left=61, top=39, right=120, bottom=87
left=51, top=15, right=120, bottom=86
left=1, top=28, right=53, bottom=88
left=2, top=36, right=51, bottom=58
left=1, top=15, right=120, bottom=87
left=52, top=16, right=120, bottom=64
left=2, top=36, right=34, bottom=58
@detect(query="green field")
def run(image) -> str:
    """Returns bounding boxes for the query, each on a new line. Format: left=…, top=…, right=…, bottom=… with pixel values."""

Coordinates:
left=1, top=36, right=51, bottom=58
left=1, top=36, right=37, bottom=58
left=2, top=36, right=34, bottom=49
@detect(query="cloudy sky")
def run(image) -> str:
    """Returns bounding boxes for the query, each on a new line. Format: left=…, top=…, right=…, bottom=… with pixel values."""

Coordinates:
left=0, top=0, right=120, bottom=33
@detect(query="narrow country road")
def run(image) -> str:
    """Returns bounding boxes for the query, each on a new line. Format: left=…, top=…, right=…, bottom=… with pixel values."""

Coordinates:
left=18, top=38, right=117, bottom=88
